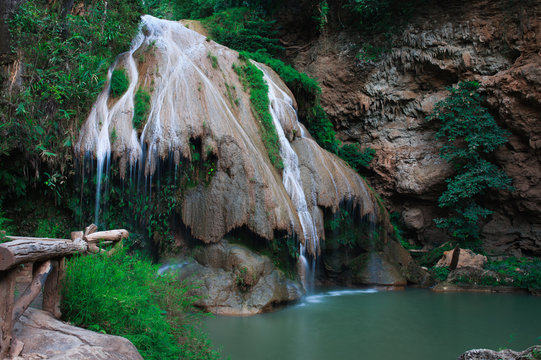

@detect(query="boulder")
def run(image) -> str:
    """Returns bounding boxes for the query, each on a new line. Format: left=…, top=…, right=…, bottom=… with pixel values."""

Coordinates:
left=351, top=252, right=407, bottom=286
left=436, top=248, right=487, bottom=269
left=458, top=346, right=541, bottom=360
left=10, top=308, right=143, bottom=360
left=171, top=241, right=303, bottom=315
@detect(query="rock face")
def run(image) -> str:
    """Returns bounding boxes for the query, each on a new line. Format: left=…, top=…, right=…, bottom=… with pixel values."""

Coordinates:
left=436, top=248, right=488, bottom=269
left=284, top=0, right=541, bottom=256
left=165, top=241, right=303, bottom=315
left=10, top=307, right=143, bottom=360
left=458, top=346, right=541, bottom=360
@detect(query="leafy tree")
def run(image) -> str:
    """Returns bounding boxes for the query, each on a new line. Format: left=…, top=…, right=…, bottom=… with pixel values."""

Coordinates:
left=428, top=81, right=513, bottom=241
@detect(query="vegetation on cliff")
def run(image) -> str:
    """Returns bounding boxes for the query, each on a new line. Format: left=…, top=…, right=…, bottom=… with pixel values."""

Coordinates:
left=428, top=81, right=513, bottom=243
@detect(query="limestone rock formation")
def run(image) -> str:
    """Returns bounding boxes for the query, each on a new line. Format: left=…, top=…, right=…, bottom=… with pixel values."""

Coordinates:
left=163, top=241, right=303, bottom=315
left=284, top=0, right=541, bottom=256
left=10, top=307, right=143, bottom=360
left=75, top=15, right=376, bottom=257
left=458, top=346, right=541, bottom=360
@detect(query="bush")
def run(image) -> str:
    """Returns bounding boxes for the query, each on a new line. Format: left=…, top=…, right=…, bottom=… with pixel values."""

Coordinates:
left=61, top=249, right=220, bottom=360
left=204, top=7, right=283, bottom=56
left=428, top=81, right=513, bottom=242
left=133, top=88, right=151, bottom=130
left=110, top=69, right=130, bottom=98
left=485, top=257, right=541, bottom=290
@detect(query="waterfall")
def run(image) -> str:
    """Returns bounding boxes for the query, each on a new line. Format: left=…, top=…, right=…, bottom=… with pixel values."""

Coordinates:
left=76, top=15, right=378, bottom=290
left=255, top=63, right=319, bottom=290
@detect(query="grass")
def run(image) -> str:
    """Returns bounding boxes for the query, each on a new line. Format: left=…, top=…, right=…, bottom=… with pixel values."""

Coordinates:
left=61, top=248, right=221, bottom=360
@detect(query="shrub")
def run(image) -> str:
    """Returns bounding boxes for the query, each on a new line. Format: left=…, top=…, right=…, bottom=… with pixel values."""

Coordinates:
left=61, top=249, right=220, bottom=360
left=133, top=88, right=151, bottom=130
left=430, top=266, right=450, bottom=282
left=203, top=7, right=283, bottom=56
left=110, top=69, right=130, bottom=98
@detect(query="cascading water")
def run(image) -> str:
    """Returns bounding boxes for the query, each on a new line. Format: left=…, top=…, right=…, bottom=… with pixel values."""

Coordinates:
left=255, top=63, right=320, bottom=290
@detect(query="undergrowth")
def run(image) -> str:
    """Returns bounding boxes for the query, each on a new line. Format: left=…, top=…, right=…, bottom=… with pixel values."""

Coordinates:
left=62, top=248, right=221, bottom=360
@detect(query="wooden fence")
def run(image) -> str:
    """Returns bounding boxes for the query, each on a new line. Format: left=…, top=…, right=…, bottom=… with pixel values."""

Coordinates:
left=0, top=224, right=128, bottom=358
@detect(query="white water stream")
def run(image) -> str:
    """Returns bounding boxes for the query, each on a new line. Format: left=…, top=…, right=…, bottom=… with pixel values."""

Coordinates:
left=255, top=63, right=319, bottom=290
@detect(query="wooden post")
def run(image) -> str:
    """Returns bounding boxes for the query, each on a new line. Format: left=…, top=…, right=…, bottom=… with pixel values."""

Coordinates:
left=0, top=270, right=16, bottom=358
left=43, top=258, right=65, bottom=319
left=13, top=261, right=53, bottom=323
left=449, top=245, right=461, bottom=271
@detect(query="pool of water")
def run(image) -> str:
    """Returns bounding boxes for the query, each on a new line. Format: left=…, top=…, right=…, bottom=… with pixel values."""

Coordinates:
left=205, top=288, right=541, bottom=360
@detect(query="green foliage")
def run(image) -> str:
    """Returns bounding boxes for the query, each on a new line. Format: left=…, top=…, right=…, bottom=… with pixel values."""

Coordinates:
left=430, top=266, right=450, bottom=282
left=234, top=58, right=283, bottom=170
left=428, top=81, right=513, bottom=241
left=325, top=208, right=357, bottom=248
left=203, top=7, right=283, bottom=56
left=345, top=0, right=423, bottom=34
left=207, top=51, right=219, bottom=69
left=485, top=257, right=541, bottom=290
left=0, top=201, right=13, bottom=242
left=62, top=249, right=221, bottom=360
left=338, top=144, right=375, bottom=172
left=110, top=69, right=130, bottom=98
left=418, top=242, right=454, bottom=268
left=313, top=1, right=329, bottom=33
left=3, top=0, right=142, bottom=177
left=133, top=88, right=151, bottom=130
left=1, top=0, right=142, bottom=220
left=34, top=219, right=63, bottom=238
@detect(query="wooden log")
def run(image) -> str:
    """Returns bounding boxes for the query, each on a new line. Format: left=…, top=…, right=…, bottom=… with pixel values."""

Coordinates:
left=13, top=261, right=53, bottom=323
left=84, top=224, right=98, bottom=236
left=0, top=239, right=87, bottom=271
left=6, top=236, right=67, bottom=242
left=88, top=243, right=106, bottom=254
left=71, top=231, right=83, bottom=241
left=43, top=258, right=65, bottom=319
left=84, top=229, right=129, bottom=243
left=0, top=270, right=16, bottom=358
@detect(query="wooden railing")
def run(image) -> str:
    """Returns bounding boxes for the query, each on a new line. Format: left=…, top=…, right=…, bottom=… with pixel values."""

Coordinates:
left=0, top=224, right=128, bottom=358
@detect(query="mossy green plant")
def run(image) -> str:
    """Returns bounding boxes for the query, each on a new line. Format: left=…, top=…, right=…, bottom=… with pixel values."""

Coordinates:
left=110, top=68, right=129, bottom=98
left=133, top=88, right=151, bottom=130
left=234, top=58, right=283, bottom=170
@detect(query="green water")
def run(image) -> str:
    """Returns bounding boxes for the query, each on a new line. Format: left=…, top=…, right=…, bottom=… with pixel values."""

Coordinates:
left=205, top=288, right=541, bottom=360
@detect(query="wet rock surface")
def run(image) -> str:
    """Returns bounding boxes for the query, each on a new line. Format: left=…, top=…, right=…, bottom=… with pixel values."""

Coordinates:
left=167, top=241, right=304, bottom=315
left=10, top=308, right=143, bottom=360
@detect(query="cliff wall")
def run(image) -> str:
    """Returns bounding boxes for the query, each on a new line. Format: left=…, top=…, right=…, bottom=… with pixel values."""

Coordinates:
left=282, top=0, right=541, bottom=256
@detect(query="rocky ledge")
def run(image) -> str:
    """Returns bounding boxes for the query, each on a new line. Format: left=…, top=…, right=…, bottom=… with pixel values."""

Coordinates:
left=163, top=240, right=304, bottom=316
left=9, top=308, right=142, bottom=360
left=459, top=346, right=541, bottom=360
